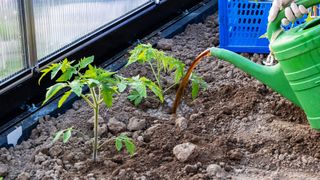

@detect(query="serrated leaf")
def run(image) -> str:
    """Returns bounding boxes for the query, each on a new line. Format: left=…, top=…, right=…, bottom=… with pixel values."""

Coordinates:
left=60, top=58, right=70, bottom=72
left=131, top=81, right=147, bottom=98
left=127, top=91, right=139, bottom=101
left=57, top=68, right=76, bottom=82
left=70, top=80, right=83, bottom=97
left=190, top=74, right=207, bottom=100
left=43, top=83, right=67, bottom=105
left=191, top=80, right=200, bottom=100
left=87, top=78, right=100, bottom=87
left=84, top=65, right=97, bottom=79
left=102, top=87, right=115, bottom=108
left=134, top=96, right=143, bottom=106
left=53, top=130, right=64, bottom=142
left=124, top=138, right=136, bottom=156
left=79, top=56, right=94, bottom=69
left=58, top=90, right=72, bottom=108
left=38, top=63, right=59, bottom=85
left=127, top=44, right=153, bottom=66
left=99, top=71, right=116, bottom=78
left=174, top=63, right=185, bottom=83
left=115, top=138, right=123, bottom=151
left=128, top=90, right=143, bottom=106
left=63, top=128, right=72, bottom=143
left=51, top=63, right=62, bottom=80
left=118, top=82, right=127, bottom=93
left=141, top=77, right=164, bottom=103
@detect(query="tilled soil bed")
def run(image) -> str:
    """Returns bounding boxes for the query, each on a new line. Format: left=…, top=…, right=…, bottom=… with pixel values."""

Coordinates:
left=1, top=13, right=320, bottom=180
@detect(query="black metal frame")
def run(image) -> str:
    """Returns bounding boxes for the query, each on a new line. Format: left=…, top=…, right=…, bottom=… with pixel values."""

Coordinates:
left=0, top=0, right=205, bottom=128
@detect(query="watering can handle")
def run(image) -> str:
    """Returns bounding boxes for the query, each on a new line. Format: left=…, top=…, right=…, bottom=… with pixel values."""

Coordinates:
left=267, top=0, right=320, bottom=40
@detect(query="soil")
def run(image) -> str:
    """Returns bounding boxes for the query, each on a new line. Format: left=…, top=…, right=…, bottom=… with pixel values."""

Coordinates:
left=1, top=13, right=320, bottom=180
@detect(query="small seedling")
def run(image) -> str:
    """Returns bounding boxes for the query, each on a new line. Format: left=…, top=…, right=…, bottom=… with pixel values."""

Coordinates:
left=39, top=56, right=135, bottom=161
left=115, top=134, right=136, bottom=156
left=126, top=43, right=207, bottom=105
left=117, top=75, right=164, bottom=106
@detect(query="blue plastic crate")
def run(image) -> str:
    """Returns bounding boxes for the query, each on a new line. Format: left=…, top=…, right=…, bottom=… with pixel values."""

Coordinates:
left=218, top=0, right=308, bottom=53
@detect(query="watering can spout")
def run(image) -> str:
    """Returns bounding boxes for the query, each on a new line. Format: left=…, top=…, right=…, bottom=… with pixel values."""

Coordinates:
left=209, top=47, right=301, bottom=107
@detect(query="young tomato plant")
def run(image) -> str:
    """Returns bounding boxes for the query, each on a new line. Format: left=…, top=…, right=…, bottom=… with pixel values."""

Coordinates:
left=39, top=56, right=135, bottom=161
left=126, top=43, right=207, bottom=105
left=116, top=75, right=164, bottom=106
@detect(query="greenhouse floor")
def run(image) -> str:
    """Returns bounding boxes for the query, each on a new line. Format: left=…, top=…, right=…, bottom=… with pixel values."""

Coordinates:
left=1, top=13, right=320, bottom=179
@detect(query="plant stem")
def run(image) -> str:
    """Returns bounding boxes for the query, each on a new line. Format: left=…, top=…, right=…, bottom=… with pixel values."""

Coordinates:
left=81, top=94, right=94, bottom=108
left=90, top=87, right=99, bottom=162
left=148, top=61, right=162, bottom=90
left=73, top=129, right=89, bottom=140
left=156, top=60, right=162, bottom=89
left=93, top=105, right=99, bottom=162
left=163, top=83, right=177, bottom=93
left=97, top=137, right=115, bottom=150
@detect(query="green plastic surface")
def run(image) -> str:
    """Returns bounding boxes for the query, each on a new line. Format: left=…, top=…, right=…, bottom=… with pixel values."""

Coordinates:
left=210, top=0, right=320, bottom=129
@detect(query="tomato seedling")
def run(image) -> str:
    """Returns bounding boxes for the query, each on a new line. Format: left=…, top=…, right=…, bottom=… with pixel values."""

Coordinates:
left=39, top=57, right=135, bottom=161
left=126, top=43, right=207, bottom=105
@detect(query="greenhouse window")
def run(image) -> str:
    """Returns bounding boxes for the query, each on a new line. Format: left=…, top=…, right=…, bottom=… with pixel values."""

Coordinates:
left=0, top=0, right=150, bottom=83
left=0, top=1, right=26, bottom=82
left=33, top=0, right=149, bottom=60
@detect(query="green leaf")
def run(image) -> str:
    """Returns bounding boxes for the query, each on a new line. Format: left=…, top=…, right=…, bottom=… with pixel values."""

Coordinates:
left=191, top=80, right=200, bottom=100
left=53, top=130, right=64, bottom=142
left=60, top=58, right=71, bottom=72
left=51, top=63, right=62, bottom=80
left=43, top=83, right=67, bottom=105
left=127, top=44, right=153, bottom=66
left=79, top=56, right=94, bottom=69
left=58, top=90, right=72, bottom=108
left=128, top=90, right=143, bottom=106
left=84, top=65, right=97, bottom=79
left=118, top=82, right=127, bottom=93
left=130, top=77, right=147, bottom=98
left=174, top=62, right=185, bottom=83
left=56, top=67, right=76, bottom=82
left=101, top=87, right=115, bottom=108
left=38, top=63, right=59, bottom=85
left=124, top=138, right=136, bottom=156
left=259, top=33, right=267, bottom=39
left=70, top=80, right=83, bottom=97
left=63, top=128, right=72, bottom=143
left=115, top=135, right=136, bottom=156
left=141, top=77, right=164, bottom=103
left=87, top=78, right=100, bottom=87
left=0, top=176, right=3, bottom=180
left=190, top=74, right=207, bottom=100
left=115, top=138, right=123, bottom=151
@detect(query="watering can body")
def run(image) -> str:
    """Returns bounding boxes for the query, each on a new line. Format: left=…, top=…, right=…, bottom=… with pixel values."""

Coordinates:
left=272, top=17, right=320, bottom=129
left=210, top=0, right=320, bottom=129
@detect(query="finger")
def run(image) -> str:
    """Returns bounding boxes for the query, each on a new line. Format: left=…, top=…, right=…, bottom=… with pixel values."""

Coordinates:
left=281, top=18, right=290, bottom=26
left=298, top=5, right=308, bottom=14
left=268, top=6, right=280, bottom=22
left=291, top=3, right=302, bottom=18
left=274, top=0, right=282, bottom=8
left=281, top=0, right=294, bottom=6
left=285, top=7, right=295, bottom=22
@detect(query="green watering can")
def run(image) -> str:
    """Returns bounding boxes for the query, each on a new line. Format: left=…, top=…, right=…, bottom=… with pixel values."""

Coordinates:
left=210, top=0, right=320, bottom=129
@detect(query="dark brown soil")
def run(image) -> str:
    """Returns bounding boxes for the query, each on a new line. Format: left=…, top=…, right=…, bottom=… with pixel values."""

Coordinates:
left=1, top=13, right=320, bottom=180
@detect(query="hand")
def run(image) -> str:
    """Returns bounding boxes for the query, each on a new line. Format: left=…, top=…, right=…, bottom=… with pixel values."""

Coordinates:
left=268, top=0, right=308, bottom=25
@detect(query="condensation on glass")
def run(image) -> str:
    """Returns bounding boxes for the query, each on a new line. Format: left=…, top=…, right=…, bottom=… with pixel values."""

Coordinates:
left=0, top=1, right=25, bottom=81
left=33, top=0, right=149, bottom=59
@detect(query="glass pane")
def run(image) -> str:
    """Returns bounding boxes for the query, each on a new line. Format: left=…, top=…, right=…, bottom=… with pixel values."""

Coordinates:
left=33, top=0, right=149, bottom=59
left=0, top=0, right=25, bottom=81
